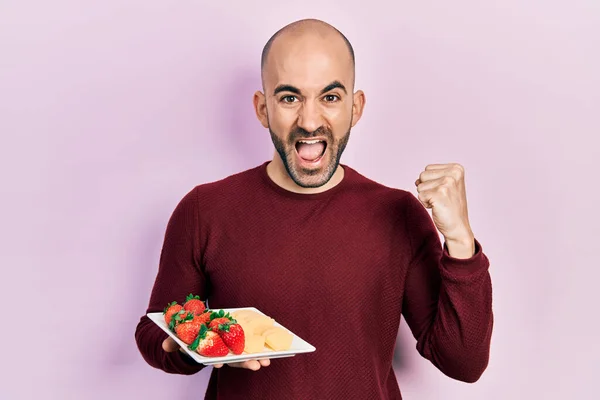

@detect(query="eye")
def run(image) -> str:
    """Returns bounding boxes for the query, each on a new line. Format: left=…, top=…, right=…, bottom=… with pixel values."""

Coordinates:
left=324, top=94, right=340, bottom=102
left=281, top=95, right=298, bottom=103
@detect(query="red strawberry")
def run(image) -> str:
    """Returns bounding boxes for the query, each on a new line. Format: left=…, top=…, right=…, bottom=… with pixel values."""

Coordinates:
left=174, top=313, right=203, bottom=345
left=208, top=309, right=236, bottom=331
left=169, top=309, right=194, bottom=332
left=183, top=294, right=206, bottom=315
left=195, top=311, right=212, bottom=326
left=208, top=317, right=233, bottom=331
left=163, top=302, right=183, bottom=326
left=214, top=322, right=245, bottom=355
left=189, top=324, right=229, bottom=357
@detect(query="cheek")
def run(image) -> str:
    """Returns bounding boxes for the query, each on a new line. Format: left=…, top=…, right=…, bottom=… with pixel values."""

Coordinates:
left=270, top=106, right=297, bottom=131
left=323, top=105, right=352, bottom=131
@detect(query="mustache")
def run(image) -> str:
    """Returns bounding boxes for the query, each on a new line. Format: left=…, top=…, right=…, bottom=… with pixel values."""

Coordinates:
left=288, top=126, right=333, bottom=142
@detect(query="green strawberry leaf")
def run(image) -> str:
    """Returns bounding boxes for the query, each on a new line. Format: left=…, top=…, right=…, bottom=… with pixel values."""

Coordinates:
left=186, top=293, right=201, bottom=302
left=209, top=311, right=221, bottom=321
left=218, top=323, right=231, bottom=332
left=163, top=301, right=177, bottom=314
left=189, top=335, right=200, bottom=351
left=189, top=325, right=208, bottom=351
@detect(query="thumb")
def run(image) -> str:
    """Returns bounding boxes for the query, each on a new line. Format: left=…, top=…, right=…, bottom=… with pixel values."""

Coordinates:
left=162, top=336, right=180, bottom=352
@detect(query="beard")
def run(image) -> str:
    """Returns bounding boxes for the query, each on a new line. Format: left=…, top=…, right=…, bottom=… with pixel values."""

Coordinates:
left=269, top=123, right=351, bottom=188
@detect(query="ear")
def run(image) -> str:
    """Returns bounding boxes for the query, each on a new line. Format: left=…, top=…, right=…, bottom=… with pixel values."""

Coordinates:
left=350, top=90, right=366, bottom=128
left=253, top=91, right=269, bottom=129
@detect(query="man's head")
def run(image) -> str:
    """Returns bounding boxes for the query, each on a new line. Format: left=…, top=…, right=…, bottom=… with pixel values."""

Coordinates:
left=254, top=19, right=365, bottom=188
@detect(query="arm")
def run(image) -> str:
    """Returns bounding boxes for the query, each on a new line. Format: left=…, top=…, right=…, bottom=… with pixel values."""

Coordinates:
left=401, top=193, right=493, bottom=383
left=134, top=187, right=207, bottom=375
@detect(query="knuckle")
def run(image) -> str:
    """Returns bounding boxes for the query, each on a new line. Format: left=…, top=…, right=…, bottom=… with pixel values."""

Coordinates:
left=443, top=176, right=454, bottom=185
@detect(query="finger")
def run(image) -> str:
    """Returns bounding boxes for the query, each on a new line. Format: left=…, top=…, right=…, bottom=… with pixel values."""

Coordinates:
left=258, top=358, right=271, bottom=367
left=418, top=168, right=450, bottom=184
left=417, top=189, right=435, bottom=209
left=416, top=176, right=453, bottom=193
left=425, top=163, right=452, bottom=170
left=236, top=360, right=261, bottom=371
left=162, top=337, right=180, bottom=352
left=213, top=363, right=224, bottom=368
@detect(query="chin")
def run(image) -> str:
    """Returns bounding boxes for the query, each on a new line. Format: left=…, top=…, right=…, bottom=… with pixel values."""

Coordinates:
left=269, top=126, right=351, bottom=188
left=284, top=150, right=339, bottom=188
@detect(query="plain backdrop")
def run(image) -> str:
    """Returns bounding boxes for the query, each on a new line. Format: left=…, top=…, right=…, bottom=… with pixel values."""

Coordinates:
left=1, top=1, right=598, bottom=399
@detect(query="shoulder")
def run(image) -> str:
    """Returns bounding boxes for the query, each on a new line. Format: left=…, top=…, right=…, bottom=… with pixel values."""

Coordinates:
left=343, top=164, right=417, bottom=208
left=177, top=163, right=263, bottom=214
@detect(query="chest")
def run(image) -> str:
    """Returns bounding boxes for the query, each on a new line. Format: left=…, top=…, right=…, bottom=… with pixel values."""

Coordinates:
left=201, top=201, right=409, bottom=320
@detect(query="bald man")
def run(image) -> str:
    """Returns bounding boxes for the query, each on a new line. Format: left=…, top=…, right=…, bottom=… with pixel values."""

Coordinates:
left=135, top=19, right=494, bottom=399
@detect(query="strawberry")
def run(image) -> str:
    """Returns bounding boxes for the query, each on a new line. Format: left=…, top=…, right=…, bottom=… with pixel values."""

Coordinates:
left=208, top=309, right=236, bottom=331
left=189, top=324, right=229, bottom=357
left=169, top=309, right=194, bottom=332
left=163, top=301, right=183, bottom=326
left=195, top=311, right=212, bottom=326
left=183, top=294, right=206, bottom=315
left=208, top=317, right=233, bottom=331
left=174, top=313, right=203, bottom=345
left=213, top=322, right=245, bottom=355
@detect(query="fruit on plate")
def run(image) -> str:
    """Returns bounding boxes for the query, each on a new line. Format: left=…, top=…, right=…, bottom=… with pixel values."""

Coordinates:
left=208, top=317, right=233, bottom=331
left=189, top=324, right=229, bottom=357
left=231, top=310, right=292, bottom=351
left=161, top=294, right=295, bottom=356
left=196, top=311, right=212, bottom=326
left=212, top=322, right=245, bottom=355
left=173, top=312, right=203, bottom=345
left=208, top=309, right=235, bottom=323
left=183, top=294, right=206, bottom=315
left=163, top=301, right=183, bottom=326
left=207, top=310, right=236, bottom=330
left=169, top=309, right=191, bottom=331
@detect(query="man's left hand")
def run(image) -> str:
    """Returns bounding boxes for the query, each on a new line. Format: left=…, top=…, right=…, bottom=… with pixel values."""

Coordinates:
left=415, top=163, right=475, bottom=257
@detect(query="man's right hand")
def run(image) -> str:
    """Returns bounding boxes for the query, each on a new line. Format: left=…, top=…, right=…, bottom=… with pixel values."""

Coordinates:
left=162, top=337, right=271, bottom=371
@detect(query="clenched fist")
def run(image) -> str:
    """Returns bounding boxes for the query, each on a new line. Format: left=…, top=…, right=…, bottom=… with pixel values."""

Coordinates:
left=415, top=163, right=476, bottom=258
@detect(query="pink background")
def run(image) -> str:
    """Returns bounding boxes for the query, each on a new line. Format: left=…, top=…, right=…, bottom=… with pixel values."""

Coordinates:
left=1, top=1, right=598, bottom=399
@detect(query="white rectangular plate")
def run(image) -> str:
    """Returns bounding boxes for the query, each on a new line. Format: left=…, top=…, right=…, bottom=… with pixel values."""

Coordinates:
left=147, top=307, right=316, bottom=365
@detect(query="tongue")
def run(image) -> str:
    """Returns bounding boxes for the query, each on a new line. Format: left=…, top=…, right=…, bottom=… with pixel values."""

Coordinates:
left=297, top=142, right=325, bottom=161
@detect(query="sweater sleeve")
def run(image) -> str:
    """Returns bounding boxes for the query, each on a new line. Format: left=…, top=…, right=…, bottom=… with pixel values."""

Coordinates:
left=134, top=187, right=208, bottom=375
left=401, top=193, right=494, bottom=383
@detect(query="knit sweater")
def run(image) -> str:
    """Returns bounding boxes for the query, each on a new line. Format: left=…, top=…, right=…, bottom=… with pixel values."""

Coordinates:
left=134, top=161, right=493, bottom=399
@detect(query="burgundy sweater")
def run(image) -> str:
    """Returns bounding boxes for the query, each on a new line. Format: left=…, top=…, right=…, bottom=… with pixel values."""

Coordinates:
left=134, top=161, right=493, bottom=399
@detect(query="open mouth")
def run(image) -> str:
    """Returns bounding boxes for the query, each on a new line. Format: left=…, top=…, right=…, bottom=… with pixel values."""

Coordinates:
left=295, top=139, right=327, bottom=164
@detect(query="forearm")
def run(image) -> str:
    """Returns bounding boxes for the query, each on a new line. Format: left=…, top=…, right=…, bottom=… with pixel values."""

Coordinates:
left=402, top=193, right=494, bottom=382
left=416, top=252, right=493, bottom=383
left=134, top=187, right=207, bottom=375
left=135, top=315, right=205, bottom=375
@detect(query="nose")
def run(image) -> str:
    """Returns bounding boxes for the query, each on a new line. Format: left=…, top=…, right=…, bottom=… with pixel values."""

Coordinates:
left=297, top=100, right=323, bottom=134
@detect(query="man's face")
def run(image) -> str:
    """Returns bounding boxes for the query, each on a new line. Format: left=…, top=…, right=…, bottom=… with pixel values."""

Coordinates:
left=256, top=33, right=364, bottom=188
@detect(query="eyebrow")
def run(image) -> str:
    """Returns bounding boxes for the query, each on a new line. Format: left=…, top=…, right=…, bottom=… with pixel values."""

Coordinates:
left=320, top=81, right=347, bottom=95
left=273, top=85, right=301, bottom=96
left=273, top=80, right=347, bottom=96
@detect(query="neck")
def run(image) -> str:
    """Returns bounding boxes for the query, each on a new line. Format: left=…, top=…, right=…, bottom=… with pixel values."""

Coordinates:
left=266, top=152, right=345, bottom=194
